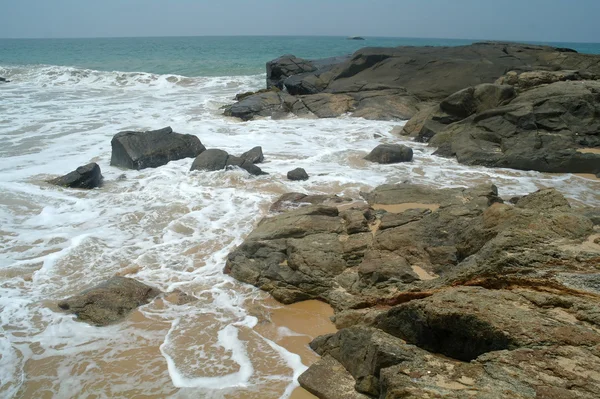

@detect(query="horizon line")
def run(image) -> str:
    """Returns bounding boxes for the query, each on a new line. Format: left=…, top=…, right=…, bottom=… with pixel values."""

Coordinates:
left=1, top=34, right=599, bottom=45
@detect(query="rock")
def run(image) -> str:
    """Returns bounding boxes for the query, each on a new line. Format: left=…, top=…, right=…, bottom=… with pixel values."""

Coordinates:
left=427, top=80, right=600, bottom=174
left=364, top=144, right=413, bottom=164
left=0, top=77, right=9, bottom=83
left=225, top=183, right=600, bottom=397
left=110, top=126, right=205, bottom=170
left=266, top=55, right=317, bottom=90
left=240, top=146, right=264, bottom=164
left=440, top=84, right=516, bottom=118
left=190, top=149, right=266, bottom=176
left=270, top=192, right=352, bottom=213
left=347, top=37, right=365, bottom=41
left=287, top=168, right=309, bottom=181
left=57, top=277, right=161, bottom=326
left=49, top=163, right=103, bottom=189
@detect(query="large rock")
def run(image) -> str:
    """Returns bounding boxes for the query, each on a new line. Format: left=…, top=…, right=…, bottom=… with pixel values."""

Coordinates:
left=49, top=163, right=103, bottom=189
left=287, top=167, right=309, bottom=181
left=226, top=184, right=600, bottom=398
left=426, top=80, right=600, bottom=174
left=58, top=277, right=161, bottom=326
left=110, top=126, right=205, bottom=170
left=364, top=144, right=413, bottom=164
left=190, top=148, right=266, bottom=176
left=228, top=42, right=600, bottom=123
left=240, top=146, right=264, bottom=164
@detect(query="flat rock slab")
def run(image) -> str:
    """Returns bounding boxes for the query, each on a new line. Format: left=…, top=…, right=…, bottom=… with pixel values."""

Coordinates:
left=49, top=162, right=103, bottom=189
left=110, top=126, right=205, bottom=170
left=58, top=277, right=161, bottom=326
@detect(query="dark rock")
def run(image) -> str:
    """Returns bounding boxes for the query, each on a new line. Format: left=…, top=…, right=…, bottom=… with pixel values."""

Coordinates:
left=428, top=80, right=600, bottom=174
left=239, top=146, right=264, bottom=164
left=0, top=77, right=9, bottom=83
left=190, top=149, right=266, bottom=176
left=347, top=37, right=365, bottom=41
left=110, top=126, right=205, bottom=170
left=270, top=192, right=352, bottom=213
left=49, top=163, right=103, bottom=189
left=57, top=277, right=161, bottom=326
left=364, top=144, right=413, bottom=164
left=266, top=55, right=317, bottom=90
left=287, top=168, right=309, bottom=181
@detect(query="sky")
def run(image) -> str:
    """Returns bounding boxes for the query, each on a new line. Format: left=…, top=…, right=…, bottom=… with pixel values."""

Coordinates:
left=0, top=0, right=599, bottom=42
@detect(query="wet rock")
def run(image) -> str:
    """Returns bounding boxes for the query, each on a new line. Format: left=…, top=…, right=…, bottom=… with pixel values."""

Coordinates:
left=110, top=126, right=205, bottom=170
left=270, top=192, right=352, bottom=213
left=287, top=167, right=309, bottom=181
left=364, top=144, right=413, bottom=164
left=49, top=162, right=103, bottom=189
left=58, top=277, right=161, bottom=326
left=240, top=146, right=264, bottom=164
left=0, top=77, right=9, bottom=83
left=190, top=149, right=266, bottom=176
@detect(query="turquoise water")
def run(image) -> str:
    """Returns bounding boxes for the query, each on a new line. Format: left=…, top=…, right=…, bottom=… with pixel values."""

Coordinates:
left=2, top=35, right=599, bottom=77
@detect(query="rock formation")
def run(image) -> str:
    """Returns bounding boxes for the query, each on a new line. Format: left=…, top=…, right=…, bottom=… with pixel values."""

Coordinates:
left=225, top=184, right=600, bottom=398
left=110, top=126, right=205, bottom=170
left=364, top=144, right=413, bottom=164
left=287, top=167, right=309, bottom=181
left=58, top=277, right=161, bottom=326
left=49, top=162, right=103, bottom=189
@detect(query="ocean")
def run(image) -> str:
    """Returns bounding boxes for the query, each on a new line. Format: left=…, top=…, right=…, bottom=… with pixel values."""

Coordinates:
left=1, top=36, right=599, bottom=399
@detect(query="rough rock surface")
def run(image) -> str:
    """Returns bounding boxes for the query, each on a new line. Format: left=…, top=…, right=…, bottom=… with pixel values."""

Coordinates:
left=190, top=148, right=266, bottom=176
left=110, top=126, right=205, bottom=170
left=240, top=146, right=264, bottom=164
left=364, top=144, right=413, bottom=164
left=225, top=184, right=600, bottom=398
left=401, top=73, right=600, bottom=174
left=49, top=162, right=103, bottom=189
left=226, top=42, right=600, bottom=122
left=58, top=277, right=161, bottom=326
left=287, top=167, right=309, bottom=181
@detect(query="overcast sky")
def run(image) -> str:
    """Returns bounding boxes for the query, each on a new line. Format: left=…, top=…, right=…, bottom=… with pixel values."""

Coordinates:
left=1, top=0, right=598, bottom=42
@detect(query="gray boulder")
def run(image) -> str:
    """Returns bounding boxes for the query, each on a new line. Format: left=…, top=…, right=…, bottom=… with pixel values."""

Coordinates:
left=190, top=148, right=266, bottom=176
left=267, top=55, right=317, bottom=90
left=240, top=146, right=264, bottom=164
left=110, top=126, right=205, bottom=170
left=49, top=163, right=103, bottom=189
left=364, top=144, right=413, bottom=164
left=58, top=277, right=161, bottom=326
left=287, top=168, right=309, bottom=181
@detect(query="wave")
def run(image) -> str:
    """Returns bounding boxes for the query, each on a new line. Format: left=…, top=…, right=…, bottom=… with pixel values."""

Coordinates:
left=0, top=64, right=265, bottom=90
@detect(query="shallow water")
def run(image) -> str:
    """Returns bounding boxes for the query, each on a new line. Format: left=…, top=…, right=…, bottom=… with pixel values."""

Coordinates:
left=0, top=65, right=599, bottom=398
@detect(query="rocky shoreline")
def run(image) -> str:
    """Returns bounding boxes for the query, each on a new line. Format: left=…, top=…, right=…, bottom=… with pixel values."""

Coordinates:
left=224, top=42, right=600, bottom=176
left=51, top=42, right=600, bottom=398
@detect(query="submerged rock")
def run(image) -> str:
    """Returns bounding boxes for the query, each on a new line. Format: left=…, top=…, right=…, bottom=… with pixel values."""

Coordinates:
left=110, top=126, right=205, bottom=170
left=0, top=77, right=9, bottom=83
left=287, top=167, right=309, bottom=181
left=364, top=144, right=413, bottom=164
left=58, top=277, right=161, bottom=326
left=49, top=162, right=103, bottom=189
left=190, top=148, right=266, bottom=176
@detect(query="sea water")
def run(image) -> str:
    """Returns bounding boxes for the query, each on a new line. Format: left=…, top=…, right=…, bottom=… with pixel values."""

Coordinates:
left=1, top=36, right=599, bottom=399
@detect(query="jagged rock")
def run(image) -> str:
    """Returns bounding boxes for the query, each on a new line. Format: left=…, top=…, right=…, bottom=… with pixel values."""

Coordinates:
left=190, top=149, right=266, bottom=176
left=226, top=183, right=600, bottom=398
left=240, top=146, right=264, bottom=164
left=57, top=277, right=161, bottom=326
left=49, top=163, right=103, bottom=189
left=110, top=126, right=205, bottom=170
left=364, top=144, right=413, bottom=164
left=287, top=168, right=309, bottom=181
left=267, top=55, right=317, bottom=90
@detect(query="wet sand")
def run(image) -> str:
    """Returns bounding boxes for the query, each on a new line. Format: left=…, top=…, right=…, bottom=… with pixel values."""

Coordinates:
left=577, top=148, right=600, bottom=155
left=575, top=173, right=600, bottom=182
left=372, top=202, right=440, bottom=213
